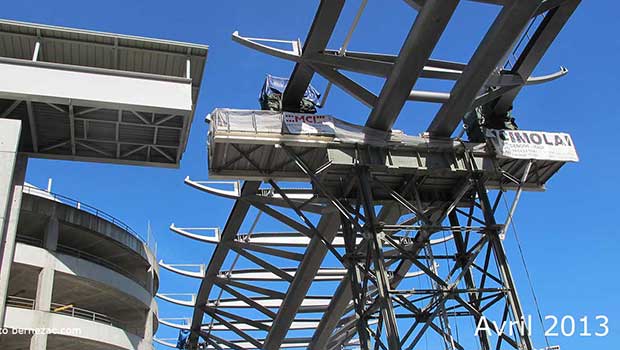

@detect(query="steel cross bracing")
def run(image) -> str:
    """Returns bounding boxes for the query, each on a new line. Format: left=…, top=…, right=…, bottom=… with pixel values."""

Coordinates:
left=160, top=151, right=541, bottom=350
left=155, top=1, right=580, bottom=349
left=0, top=100, right=188, bottom=165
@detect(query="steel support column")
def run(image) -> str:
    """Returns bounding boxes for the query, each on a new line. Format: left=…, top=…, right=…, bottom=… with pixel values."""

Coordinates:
left=356, top=167, right=401, bottom=350
left=475, top=178, right=534, bottom=350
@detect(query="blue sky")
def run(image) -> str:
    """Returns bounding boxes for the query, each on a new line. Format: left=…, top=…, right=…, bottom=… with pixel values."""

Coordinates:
left=4, top=1, right=618, bottom=349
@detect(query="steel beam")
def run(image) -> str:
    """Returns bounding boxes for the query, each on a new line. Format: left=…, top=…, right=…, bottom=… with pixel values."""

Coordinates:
left=427, top=0, right=542, bottom=137
left=493, top=0, right=581, bottom=113
left=262, top=210, right=341, bottom=350
left=25, top=101, right=38, bottom=152
left=186, top=181, right=261, bottom=345
left=365, top=0, right=459, bottom=131
left=475, top=178, right=534, bottom=350
left=313, top=64, right=378, bottom=108
left=281, top=0, right=345, bottom=111
left=308, top=203, right=403, bottom=350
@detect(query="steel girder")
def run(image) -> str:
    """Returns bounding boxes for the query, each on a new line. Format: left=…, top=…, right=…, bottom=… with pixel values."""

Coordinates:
left=491, top=0, right=582, bottom=114
left=426, top=0, right=543, bottom=137
left=364, top=0, right=459, bottom=131
left=281, top=0, right=346, bottom=111
left=233, top=0, right=577, bottom=137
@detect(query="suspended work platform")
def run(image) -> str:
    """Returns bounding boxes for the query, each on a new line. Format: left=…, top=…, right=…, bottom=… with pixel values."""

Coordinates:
left=208, top=108, right=569, bottom=194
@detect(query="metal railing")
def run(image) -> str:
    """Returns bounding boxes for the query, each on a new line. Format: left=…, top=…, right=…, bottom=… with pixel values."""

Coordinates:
left=23, top=185, right=146, bottom=243
left=14, top=234, right=148, bottom=288
left=6, top=296, right=143, bottom=334
left=15, top=234, right=43, bottom=247
left=6, top=295, right=35, bottom=310
left=56, top=243, right=148, bottom=289
left=50, top=302, right=117, bottom=326
left=6, top=296, right=116, bottom=325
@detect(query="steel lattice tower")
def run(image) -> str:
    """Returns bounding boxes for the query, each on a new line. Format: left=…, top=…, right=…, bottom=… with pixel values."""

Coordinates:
left=155, top=1, right=581, bottom=349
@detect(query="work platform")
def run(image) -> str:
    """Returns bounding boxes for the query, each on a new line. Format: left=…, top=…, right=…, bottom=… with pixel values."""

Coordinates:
left=208, top=109, right=567, bottom=196
left=0, top=19, right=208, bottom=167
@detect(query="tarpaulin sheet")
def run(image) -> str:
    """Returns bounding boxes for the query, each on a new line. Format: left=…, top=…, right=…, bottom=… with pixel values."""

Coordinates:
left=260, top=74, right=321, bottom=105
left=209, top=108, right=476, bottom=151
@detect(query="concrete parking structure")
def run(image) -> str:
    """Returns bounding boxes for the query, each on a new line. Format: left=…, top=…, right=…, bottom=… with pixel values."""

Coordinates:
left=1, top=186, right=159, bottom=350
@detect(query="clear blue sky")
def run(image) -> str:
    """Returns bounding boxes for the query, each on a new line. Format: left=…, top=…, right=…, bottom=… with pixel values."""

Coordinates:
left=4, top=1, right=618, bottom=349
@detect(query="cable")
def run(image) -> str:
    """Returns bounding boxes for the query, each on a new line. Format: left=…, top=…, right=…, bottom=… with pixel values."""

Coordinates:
left=320, top=0, right=368, bottom=107
left=502, top=195, right=550, bottom=349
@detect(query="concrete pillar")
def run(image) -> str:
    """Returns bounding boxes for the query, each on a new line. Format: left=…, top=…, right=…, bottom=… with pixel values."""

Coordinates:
left=143, top=263, right=156, bottom=344
left=0, top=119, right=26, bottom=328
left=35, top=216, right=58, bottom=310
left=144, top=305, right=154, bottom=343
left=43, top=215, right=59, bottom=252
left=29, top=333, right=48, bottom=350
left=30, top=215, right=59, bottom=350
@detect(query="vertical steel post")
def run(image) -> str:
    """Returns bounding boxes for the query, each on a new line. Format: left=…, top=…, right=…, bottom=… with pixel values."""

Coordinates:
left=449, top=211, right=492, bottom=350
left=342, top=216, right=371, bottom=350
left=357, top=167, right=401, bottom=350
left=475, top=178, right=534, bottom=350
left=501, top=160, right=533, bottom=239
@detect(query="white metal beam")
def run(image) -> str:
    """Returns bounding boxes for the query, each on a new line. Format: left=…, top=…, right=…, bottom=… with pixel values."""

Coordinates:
left=0, top=59, right=193, bottom=115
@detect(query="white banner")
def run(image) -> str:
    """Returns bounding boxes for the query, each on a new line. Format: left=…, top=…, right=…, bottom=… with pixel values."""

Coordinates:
left=485, top=129, right=579, bottom=162
left=283, top=113, right=336, bottom=135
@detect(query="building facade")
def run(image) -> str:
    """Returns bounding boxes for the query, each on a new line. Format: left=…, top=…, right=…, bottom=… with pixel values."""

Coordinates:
left=1, top=185, right=159, bottom=350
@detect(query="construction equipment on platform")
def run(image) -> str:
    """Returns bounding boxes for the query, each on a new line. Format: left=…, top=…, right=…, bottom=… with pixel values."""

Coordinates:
left=259, top=74, right=321, bottom=113
left=463, top=90, right=520, bottom=142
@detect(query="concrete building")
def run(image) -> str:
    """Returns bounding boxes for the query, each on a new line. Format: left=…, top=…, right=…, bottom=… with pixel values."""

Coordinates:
left=1, top=185, right=158, bottom=350
left=0, top=18, right=208, bottom=349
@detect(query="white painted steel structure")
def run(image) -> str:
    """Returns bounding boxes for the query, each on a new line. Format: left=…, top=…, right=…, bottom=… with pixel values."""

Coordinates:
left=0, top=19, right=208, bottom=167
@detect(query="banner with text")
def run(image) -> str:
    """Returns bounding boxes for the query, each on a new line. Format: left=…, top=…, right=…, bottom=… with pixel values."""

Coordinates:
left=283, top=113, right=336, bottom=135
left=485, top=129, right=579, bottom=162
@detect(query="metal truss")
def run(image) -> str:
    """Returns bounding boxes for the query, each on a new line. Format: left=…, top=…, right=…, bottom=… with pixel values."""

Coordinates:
left=156, top=1, right=580, bottom=349
left=0, top=25, right=202, bottom=167
left=233, top=0, right=580, bottom=137
left=159, top=147, right=540, bottom=350
left=0, top=98, right=187, bottom=166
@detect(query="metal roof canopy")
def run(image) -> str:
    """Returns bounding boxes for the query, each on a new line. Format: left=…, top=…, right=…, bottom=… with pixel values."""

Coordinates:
left=0, top=19, right=208, bottom=167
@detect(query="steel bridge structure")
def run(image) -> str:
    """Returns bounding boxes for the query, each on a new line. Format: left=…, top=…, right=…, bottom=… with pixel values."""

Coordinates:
left=156, top=1, right=580, bottom=349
